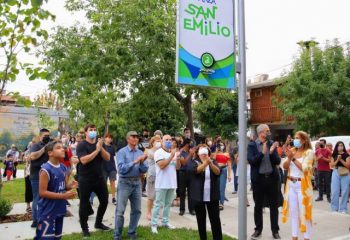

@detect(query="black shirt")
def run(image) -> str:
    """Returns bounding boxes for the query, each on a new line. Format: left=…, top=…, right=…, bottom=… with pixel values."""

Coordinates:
left=103, top=144, right=116, bottom=172
left=335, top=152, right=350, bottom=168
left=76, top=140, right=106, bottom=180
left=30, top=141, right=49, bottom=180
left=189, top=158, right=220, bottom=202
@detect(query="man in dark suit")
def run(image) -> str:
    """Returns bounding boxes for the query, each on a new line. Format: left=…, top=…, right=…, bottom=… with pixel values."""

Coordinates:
left=248, top=124, right=281, bottom=240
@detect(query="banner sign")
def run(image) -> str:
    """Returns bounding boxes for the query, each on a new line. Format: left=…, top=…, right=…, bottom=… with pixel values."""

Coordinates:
left=176, top=0, right=236, bottom=89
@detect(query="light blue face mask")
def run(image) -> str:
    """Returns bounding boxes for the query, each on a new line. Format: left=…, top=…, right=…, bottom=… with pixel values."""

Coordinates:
left=293, top=139, right=302, bottom=148
left=164, top=141, right=172, bottom=149
left=88, top=131, right=97, bottom=139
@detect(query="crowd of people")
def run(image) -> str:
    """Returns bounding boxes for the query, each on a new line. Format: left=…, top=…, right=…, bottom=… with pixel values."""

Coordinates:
left=2, top=123, right=350, bottom=240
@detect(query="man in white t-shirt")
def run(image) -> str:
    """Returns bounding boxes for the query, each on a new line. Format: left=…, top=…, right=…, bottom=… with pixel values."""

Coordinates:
left=151, top=135, right=181, bottom=234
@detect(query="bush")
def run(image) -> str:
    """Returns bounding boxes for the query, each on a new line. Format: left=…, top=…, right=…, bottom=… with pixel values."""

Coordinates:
left=0, top=197, right=12, bottom=218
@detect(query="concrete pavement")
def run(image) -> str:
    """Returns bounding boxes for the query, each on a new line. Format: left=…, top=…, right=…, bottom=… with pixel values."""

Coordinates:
left=1, top=182, right=350, bottom=239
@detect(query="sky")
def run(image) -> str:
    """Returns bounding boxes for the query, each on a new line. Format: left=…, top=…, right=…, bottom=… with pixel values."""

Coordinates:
left=5, top=0, right=350, bottom=98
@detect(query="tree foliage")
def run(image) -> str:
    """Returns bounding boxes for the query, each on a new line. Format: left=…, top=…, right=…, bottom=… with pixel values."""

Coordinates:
left=43, top=25, right=127, bottom=136
left=122, top=83, right=186, bottom=136
left=33, top=90, right=61, bottom=109
left=64, top=0, right=209, bottom=135
left=275, top=40, right=350, bottom=136
left=36, top=108, right=55, bottom=131
left=194, top=90, right=238, bottom=140
left=0, top=0, right=54, bottom=97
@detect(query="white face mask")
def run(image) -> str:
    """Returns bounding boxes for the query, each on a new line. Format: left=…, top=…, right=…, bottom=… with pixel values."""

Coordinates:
left=220, top=146, right=225, bottom=151
left=207, top=141, right=212, bottom=146
left=154, top=142, right=161, bottom=149
left=198, top=148, right=209, bottom=155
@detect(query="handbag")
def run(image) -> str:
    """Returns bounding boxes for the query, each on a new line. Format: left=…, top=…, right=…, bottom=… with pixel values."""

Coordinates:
left=338, top=166, right=349, bottom=176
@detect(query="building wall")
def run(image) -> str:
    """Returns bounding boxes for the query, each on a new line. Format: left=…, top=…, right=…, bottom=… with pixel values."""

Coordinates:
left=0, top=106, right=68, bottom=157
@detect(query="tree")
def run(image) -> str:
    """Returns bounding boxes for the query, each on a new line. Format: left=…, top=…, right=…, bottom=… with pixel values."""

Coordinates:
left=33, top=90, right=62, bottom=109
left=65, top=0, right=209, bottom=136
left=275, top=40, right=350, bottom=136
left=194, top=89, right=238, bottom=140
left=36, top=108, right=55, bottom=131
left=0, top=0, right=54, bottom=98
left=43, top=25, right=128, bottom=136
left=122, top=82, right=185, bottom=136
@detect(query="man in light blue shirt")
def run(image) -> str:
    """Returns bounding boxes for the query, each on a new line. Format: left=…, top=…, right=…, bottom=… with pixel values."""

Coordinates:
left=114, top=131, right=148, bottom=240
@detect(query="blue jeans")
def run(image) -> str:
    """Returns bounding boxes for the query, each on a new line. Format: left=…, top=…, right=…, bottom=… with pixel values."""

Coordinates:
left=331, top=169, right=350, bottom=212
left=151, top=189, right=175, bottom=226
left=219, top=167, right=227, bottom=205
left=114, top=178, right=141, bottom=240
left=30, top=179, right=39, bottom=222
left=232, top=163, right=238, bottom=192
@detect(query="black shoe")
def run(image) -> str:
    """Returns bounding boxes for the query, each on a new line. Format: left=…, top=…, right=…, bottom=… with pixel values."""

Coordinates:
left=82, top=229, right=91, bottom=238
left=179, top=210, right=185, bottom=216
left=112, top=198, right=117, bottom=205
left=189, top=210, right=196, bottom=215
left=30, top=221, right=37, bottom=228
left=251, top=230, right=261, bottom=239
left=272, top=232, right=281, bottom=239
left=95, top=223, right=111, bottom=231
left=225, top=197, right=229, bottom=201
left=315, top=197, right=323, bottom=201
left=327, top=197, right=331, bottom=203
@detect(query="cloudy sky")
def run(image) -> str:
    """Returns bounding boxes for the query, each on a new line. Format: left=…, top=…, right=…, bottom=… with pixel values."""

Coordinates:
left=5, top=0, right=350, bottom=98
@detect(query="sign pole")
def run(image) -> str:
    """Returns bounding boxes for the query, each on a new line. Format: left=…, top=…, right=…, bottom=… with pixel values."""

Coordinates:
left=237, top=0, right=247, bottom=239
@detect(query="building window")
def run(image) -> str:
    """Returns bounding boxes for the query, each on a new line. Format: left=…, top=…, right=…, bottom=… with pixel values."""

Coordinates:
left=254, top=89, right=262, bottom=97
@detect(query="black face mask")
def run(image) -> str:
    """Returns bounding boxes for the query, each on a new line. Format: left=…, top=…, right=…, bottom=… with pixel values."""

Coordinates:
left=143, top=135, right=149, bottom=138
left=42, top=135, right=50, bottom=144
left=320, top=144, right=325, bottom=148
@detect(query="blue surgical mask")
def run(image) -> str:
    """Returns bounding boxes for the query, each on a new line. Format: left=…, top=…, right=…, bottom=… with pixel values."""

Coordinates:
left=293, top=139, right=302, bottom=148
left=88, top=131, right=97, bottom=139
left=164, top=141, right=172, bottom=149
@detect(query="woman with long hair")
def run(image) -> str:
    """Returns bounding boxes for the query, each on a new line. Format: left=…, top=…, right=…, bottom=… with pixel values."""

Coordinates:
left=282, top=131, right=315, bottom=240
left=214, top=142, right=232, bottom=210
left=330, top=141, right=350, bottom=213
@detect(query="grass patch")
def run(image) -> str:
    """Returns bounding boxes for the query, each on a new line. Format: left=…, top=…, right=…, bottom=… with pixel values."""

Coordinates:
left=0, top=162, right=26, bottom=170
left=1, top=178, right=25, bottom=203
left=62, top=227, right=236, bottom=240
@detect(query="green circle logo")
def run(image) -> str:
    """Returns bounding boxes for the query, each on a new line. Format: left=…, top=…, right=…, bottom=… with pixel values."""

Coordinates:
left=201, top=53, right=215, bottom=68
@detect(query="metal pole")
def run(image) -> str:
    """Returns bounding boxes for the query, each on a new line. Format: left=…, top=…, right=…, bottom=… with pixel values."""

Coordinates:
left=237, top=0, right=247, bottom=239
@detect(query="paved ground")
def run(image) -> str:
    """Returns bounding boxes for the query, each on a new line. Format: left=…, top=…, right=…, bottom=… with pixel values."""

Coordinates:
left=1, top=180, right=350, bottom=240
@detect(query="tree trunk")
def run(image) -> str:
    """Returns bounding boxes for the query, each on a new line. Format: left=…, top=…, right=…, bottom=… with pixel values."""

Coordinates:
left=183, top=95, right=194, bottom=137
left=168, top=89, right=194, bottom=137
left=103, top=111, right=110, bottom=136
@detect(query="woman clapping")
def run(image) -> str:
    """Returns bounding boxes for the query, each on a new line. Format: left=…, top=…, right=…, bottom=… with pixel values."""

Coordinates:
left=282, top=131, right=315, bottom=240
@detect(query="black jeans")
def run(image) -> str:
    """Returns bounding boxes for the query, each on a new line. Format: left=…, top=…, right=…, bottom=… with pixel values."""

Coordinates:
left=25, top=176, right=33, bottom=203
left=194, top=201, right=222, bottom=240
left=178, top=170, right=194, bottom=212
left=252, top=174, right=280, bottom=233
left=318, top=170, right=331, bottom=199
left=78, top=176, right=108, bottom=230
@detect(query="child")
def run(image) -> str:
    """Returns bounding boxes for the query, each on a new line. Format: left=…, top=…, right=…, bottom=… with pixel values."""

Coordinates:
left=5, top=153, right=14, bottom=181
left=35, top=141, right=78, bottom=240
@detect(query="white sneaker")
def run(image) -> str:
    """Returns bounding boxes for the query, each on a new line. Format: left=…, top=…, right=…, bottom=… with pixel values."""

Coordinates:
left=151, top=226, right=158, bottom=234
left=162, top=223, right=176, bottom=230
